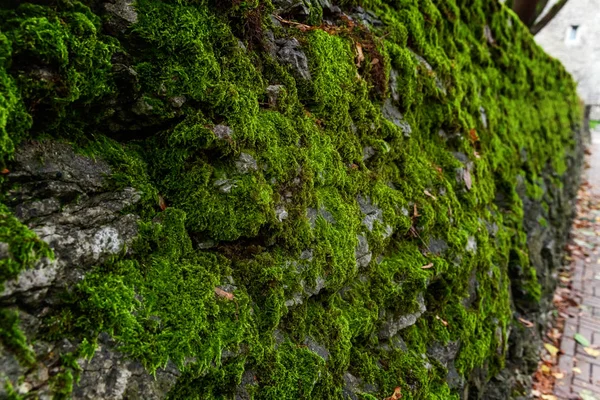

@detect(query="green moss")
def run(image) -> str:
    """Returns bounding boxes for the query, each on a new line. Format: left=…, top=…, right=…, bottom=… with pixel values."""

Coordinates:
left=0, top=0, right=582, bottom=398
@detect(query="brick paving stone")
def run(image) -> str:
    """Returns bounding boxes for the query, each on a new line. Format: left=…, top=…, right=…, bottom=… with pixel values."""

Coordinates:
left=592, top=365, right=600, bottom=385
left=560, top=354, right=576, bottom=372
left=563, top=337, right=577, bottom=355
left=553, top=135, right=600, bottom=398
left=576, top=360, right=592, bottom=383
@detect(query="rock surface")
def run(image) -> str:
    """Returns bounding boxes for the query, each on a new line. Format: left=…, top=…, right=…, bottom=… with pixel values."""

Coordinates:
left=0, top=141, right=178, bottom=399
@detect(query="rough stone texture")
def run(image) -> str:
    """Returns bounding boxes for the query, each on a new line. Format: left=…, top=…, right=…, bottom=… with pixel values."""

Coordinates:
left=103, top=0, right=138, bottom=35
left=0, top=141, right=177, bottom=399
left=381, top=99, right=412, bottom=137
left=73, top=334, right=180, bottom=400
left=0, top=1, right=586, bottom=399
left=275, top=38, right=312, bottom=81
left=379, top=293, right=427, bottom=339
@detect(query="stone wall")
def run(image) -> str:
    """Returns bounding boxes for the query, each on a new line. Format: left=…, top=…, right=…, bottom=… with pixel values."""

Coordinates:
left=0, top=1, right=584, bottom=399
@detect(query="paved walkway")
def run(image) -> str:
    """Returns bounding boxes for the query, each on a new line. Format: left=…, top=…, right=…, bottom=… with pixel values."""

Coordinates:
left=555, top=130, right=600, bottom=399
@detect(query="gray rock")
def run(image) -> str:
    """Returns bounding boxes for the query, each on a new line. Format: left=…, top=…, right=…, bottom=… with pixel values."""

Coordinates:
left=266, top=85, right=285, bottom=108
left=378, top=334, right=408, bottom=352
left=235, top=369, right=258, bottom=400
left=0, top=141, right=173, bottom=399
left=382, top=99, right=412, bottom=136
left=276, top=38, right=311, bottom=81
left=214, top=178, right=237, bottom=193
left=389, top=69, right=400, bottom=102
left=275, top=205, right=288, bottom=222
left=213, top=124, right=233, bottom=140
left=306, top=207, right=335, bottom=228
left=2, top=142, right=140, bottom=302
left=272, top=0, right=310, bottom=15
left=273, top=329, right=287, bottom=348
left=463, top=271, right=479, bottom=308
left=73, top=334, right=180, bottom=400
left=479, top=106, right=488, bottom=128
left=304, top=337, right=329, bottom=361
left=300, top=249, right=314, bottom=261
left=427, top=341, right=460, bottom=368
left=169, top=96, right=186, bottom=108
left=453, top=152, right=474, bottom=192
left=362, top=146, right=376, bottom=161
left=285, top=292, right=304, bottom=307
left=352, top=7, right=383, bottom=28
left=131, top=98, right=154, bottom=115
left=409, top=50, right=446, bottom=94
left=427, top=238, right=448, bottom=256
left=305, top=276, right=326, bottom=296
left=379, top=293, right=426, bottom=339
left=357, top=194, right=392, bottom=237
left=484, top=219, right=499, bottom=237
left=235, top=153, right=258, bottom=173
left=466, top=236, right=477, bottom=253
left=355, top=235, right=372, bottom=268
left=484, top=25, right=495, bottom=45
left=103, top=0, right=138, bottom=34
left=342, top=372, right=360, bottom=400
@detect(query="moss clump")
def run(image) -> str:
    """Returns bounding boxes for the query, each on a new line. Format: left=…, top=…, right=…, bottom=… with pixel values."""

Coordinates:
left=0, top=0, right=581, bottom=398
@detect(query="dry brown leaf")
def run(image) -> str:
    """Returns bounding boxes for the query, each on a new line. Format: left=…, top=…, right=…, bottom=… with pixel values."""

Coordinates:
left=518, top=317, right=534, bottom=328
left=158, top=195, right=167, bottom=211
left=469, top=128, right=479, bottom=142
left=355, top=42, right=364, bottom=67
left=424, top=190, right=437, bottom=200
left=421, top=263, right=434, bottom=269
left=435, top=315, right=449, bottom=327
left=384, top=387, right=402, bottom=400
left=215, top=287, right=235, bottom=301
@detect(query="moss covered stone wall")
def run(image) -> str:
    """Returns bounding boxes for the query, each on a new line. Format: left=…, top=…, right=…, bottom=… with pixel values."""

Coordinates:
left=0, top=0, right=585, bottom=399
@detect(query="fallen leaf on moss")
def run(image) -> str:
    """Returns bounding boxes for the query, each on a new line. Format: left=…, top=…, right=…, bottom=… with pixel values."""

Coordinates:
left=424, top=190, right=437, bottom=200
left=468, top=128, right=479, bottom=142
left=384, top=387, right=402, bottom=400
left=544, top=343, right=559, bottom=356
left=355, top=42, right=364, bottom=67
left=158, top=195, right=167, bottom=211
left=421, top=263, right=434, bottom=269
left=575, top=333, right=590, bottom=346
left=435, top=315, right=448, bottom=326
left=215, top=287, right=235, bottom=300
left=518, top=317, right=534, bottom=328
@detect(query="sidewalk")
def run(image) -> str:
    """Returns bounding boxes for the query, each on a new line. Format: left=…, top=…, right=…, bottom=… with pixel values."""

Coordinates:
left=555, top=130, right=600, bottom=399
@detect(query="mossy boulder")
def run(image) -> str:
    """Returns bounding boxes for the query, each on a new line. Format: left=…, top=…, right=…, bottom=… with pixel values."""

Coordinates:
left=0, top=0, right=585, bottom=399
